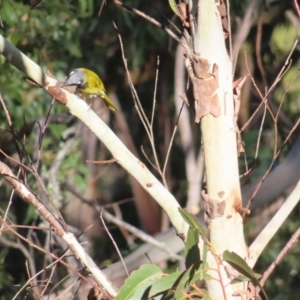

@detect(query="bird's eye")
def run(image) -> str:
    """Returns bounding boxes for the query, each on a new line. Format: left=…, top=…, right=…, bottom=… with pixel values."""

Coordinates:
left=77, top=80, right=83, bottom=85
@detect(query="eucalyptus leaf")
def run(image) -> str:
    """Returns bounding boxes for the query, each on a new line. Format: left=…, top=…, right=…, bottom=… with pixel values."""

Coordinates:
left=116, top=264, right=163, bottom=300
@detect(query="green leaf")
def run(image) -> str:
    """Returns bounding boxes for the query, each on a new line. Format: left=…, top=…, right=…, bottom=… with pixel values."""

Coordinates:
left=202, top=294, right=212, bottom=300
left=185, top=289, right=210, bottom=300
left=116, top=264, right=163, bottom=300
left=184, top=227, right=200, bottom=268
left=23, top=205, right=37, bottom=224
left=168, top=0, right=180, bottom=16
left=223, top=251, right=268, bottom=300
left=149, top=271, right=183, bottom=299
left=78, top=0, right=93, bottom=17
left=1, top=0, right=18, bottom=25
left=173, top=261, right=211, bottom=299
left=179, top=208, right=206, bottom=237
left=223, top=251, right=258, bottom=282
left=232, top=273, right=262, bottom=284
left=48, top=123, right=68, bottom=140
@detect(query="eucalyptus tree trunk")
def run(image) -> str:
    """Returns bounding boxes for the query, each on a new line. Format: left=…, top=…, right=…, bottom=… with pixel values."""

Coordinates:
left=187, top=0, right=248, bottom=298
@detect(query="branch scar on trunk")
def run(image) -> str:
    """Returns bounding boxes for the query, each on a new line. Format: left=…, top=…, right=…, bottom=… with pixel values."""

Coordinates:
left=185, top=54, right=221, bottom=122
left=202, top=190, right=226, bottom=226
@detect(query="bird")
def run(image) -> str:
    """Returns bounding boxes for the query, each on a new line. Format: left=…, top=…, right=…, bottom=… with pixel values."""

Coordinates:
left=63, top=68, right=116, bottom=111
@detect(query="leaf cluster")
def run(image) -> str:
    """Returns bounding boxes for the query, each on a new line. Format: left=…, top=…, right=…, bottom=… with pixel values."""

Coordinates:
left=117, top=209, right=266, bottom=299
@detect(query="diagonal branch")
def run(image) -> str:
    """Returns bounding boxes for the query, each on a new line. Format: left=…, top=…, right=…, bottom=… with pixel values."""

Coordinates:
left=0, top=33, right=189, bottom=239
left=0, top=162, right=117, bottom=298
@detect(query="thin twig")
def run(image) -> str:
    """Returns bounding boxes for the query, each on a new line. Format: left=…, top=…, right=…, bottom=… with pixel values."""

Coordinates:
left=140, top=146, right=158, bottom=171
left=255, top=9, right=268, bottom=88
left=244, top=41, right=299, bottom=207
left=100, top=209, right=129, bottom=277
left=242, top=58, right=274, bottom=129
left=0, top=148, right=67, bottom=231
left=0, top=236, right=37, bottom=282
left=268, top=40, right=298, bottom=91
left=112, top=203, right=134, bottom=245
left=294, top=0, right=300, bottom=18
left=0, top=163, right=116, bottom=297
left=112, top=0, right=182, bottom=46
left=98, top=0, right=106, bottom=16
left=246, top=115, right=300, bottom=209
left=258, top=225, right=300, bottom=289
left=0, top=93, right=24, bottom=165
left=273, top=93, right=279, bottom=156
left=162, top=102, right=185, bottom=179
left=0, top=94, right=12, bottom=125
left=226, top=0, right=232, bottom=60
left=241, top=41, right=298, bottom=132
left=87, top=158, right=117, bottom=164
left=63, top=183, right=183, bottom=260
left=52, top=277, right=78, bottom=299
left=275, top=67, right=300, bottom=123
left=101, top=209, right=182, bottom=261
left=151, top=56, right=159, bottom=128
left=113, top=20, right=170, bottom=187
left=254, top=94, right=267, bottom=160
left=41, top=261, right=57, bottom=297
left=148, top=2, right=182, bottom=34
left=35, top=98, right=56, bottom=170
left=232, top=0, right=261, bottom=73
left=112, top=21, right=152, bottom=139
left=0, top=94, right=24, bottom=236
left=11, top=247, right=69, bottom=300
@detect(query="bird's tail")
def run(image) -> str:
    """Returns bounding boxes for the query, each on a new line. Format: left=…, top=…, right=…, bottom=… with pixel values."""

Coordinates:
left=100, top=91, right=116, bottom=111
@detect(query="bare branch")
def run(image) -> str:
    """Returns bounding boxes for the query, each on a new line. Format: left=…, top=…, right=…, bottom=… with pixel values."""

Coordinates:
left=249, top=179, right=300, bottom=267
left=0, top=162, right=118, bottom=298
left=258, top=224, right=300, bottom=289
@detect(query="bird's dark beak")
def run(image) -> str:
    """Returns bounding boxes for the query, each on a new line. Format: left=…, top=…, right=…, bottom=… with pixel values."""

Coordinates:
left=62, top=79, right=70, bottom=87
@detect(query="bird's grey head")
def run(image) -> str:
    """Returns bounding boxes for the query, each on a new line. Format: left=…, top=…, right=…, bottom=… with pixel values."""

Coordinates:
left=64, top=68, right=85, bottom=87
